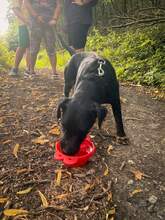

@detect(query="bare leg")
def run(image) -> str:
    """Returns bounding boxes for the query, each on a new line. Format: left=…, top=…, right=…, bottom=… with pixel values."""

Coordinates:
left=48, top=54, right=57, bottom=75
left=14, top=47, right=26, bottom=69
left=30, top=52, right=38, bottom=74
left=29, top=24, right=41, bottom=74
left=25, top=48, right=30, bottom=71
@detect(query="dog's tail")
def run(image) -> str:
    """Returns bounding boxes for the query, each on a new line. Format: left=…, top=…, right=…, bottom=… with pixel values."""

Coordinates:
left=56, top=33, right=76, bottom=56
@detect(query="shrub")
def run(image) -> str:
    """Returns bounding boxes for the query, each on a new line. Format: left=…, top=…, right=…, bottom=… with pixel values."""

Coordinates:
left=0, top=40, right=14, bottom=72
left=87, top=26, right=165, bottom=89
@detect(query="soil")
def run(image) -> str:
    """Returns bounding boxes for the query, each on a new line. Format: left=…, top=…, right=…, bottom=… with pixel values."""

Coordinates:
left=0, top=71, right=165, bottom=220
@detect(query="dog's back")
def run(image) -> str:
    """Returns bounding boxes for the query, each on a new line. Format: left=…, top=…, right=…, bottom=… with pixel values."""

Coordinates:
left=65, top=52, right=119, bottom=104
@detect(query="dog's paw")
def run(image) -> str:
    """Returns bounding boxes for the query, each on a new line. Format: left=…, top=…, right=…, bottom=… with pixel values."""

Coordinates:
left=116, top=136, right=129, bottom=145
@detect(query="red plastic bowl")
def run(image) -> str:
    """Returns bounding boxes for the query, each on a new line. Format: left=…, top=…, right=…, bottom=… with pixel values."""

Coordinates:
left=54, top=135, right=96, bottom=167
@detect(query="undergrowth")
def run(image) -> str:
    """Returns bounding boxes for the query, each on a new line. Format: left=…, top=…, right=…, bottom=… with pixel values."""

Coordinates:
left=87, top=26, right=165, bottom=89
left=0, top=26, right=164, bottom=89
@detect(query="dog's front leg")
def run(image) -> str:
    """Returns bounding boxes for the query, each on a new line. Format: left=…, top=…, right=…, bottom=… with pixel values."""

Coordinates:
left=64, top=82, right=73, bottom=97
left=111, top=98, right=129, bottom=144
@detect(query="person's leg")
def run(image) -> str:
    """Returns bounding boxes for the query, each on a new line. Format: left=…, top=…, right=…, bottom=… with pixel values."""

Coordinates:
left=68, top=23, right=90, bottom=52
left=44, top=26, right=57, bottom=75
left=14, top=47, right=26, bottom=69
left=29, top=24, right=42, bottom=74
left=49, top=54, right=57, bottom=75
left=23, top=26, right=30, bottom=72
left=75, top=24, right=90, bottom=52
left=9, top=25, right=26, bottom=75
left=25, top=48, right=30, bottom=71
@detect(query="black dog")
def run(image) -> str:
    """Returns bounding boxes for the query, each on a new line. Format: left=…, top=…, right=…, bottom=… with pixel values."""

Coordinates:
left=57, top=52, right=128, bottom=155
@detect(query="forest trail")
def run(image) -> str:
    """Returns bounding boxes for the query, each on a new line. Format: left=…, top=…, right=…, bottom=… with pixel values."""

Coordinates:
left=0, top=72, right=164, bottom=220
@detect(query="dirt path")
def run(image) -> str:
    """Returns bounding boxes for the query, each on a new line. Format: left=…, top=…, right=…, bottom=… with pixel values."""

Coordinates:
left=0, top=72, right=164, bottom=220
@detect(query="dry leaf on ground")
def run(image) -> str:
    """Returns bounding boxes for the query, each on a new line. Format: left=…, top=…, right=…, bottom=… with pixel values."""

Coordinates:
left=104, top=163, right=109, bottom=176
left=32, top=135, right=49, bottom=145
left=120, top=97, right=127, bottom=104
left=107, top=145, right=114, bottom=155
left=131, top=170, right=144, bottom=180
left=84, top=182, right=95, bottom=192
left=16, top=169, right=28, bottom=175
left=3, top=209, right=28, bottom=217
left=55, top=193, right=69, bottom=200
left=3, top=140, right=12, bottom=145
left=0, top=197, right=8, bottom=203
left=107, top=191, right=113, bottom=202
left=55, top=169, right=62, bottom=186
left=16, top=187, right=33, bottom=195
left=38, top=190, right=49, bottom=208
left=49, top=126, right=61, bottom=136
left=13, top=144, right=20, bottom=158
left=129, top=188, right=143, bottom=197
left=106, top=207, right=116, bottom=220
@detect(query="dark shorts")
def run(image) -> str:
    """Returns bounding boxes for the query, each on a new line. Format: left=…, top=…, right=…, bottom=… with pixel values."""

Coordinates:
left=67, top=23, right=90, bottom=49
left=18, top=25, right=30, bottom=48
left=30, top=23, right=56, bottom=56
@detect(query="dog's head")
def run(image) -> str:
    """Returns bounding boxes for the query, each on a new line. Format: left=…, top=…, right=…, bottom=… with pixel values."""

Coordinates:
left=57, top=98, right=107, bottom=155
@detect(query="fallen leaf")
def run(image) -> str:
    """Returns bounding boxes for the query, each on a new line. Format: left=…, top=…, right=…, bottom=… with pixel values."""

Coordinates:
left=13, top=144, right=20, bottom=158
left=36, top=106, right=45, bottom=112
left=3, top=140, right=12, bottom=145
left=107, top=145, right=113, bottom=155
left=0, top=117, right=4, bottom=123
left=55, top=193, right=69, bottom=200
left=84, top=182, right=95, bottom=192
left=74, top=215, right=78, bottom=220
left=32, top=135, right=49, bottom=145
left=131, top=170, right=144, bottom=180
left=3, top=209, right=28, bottom=216
left=104, top=163, right=109, bottom=176
left=55, top=170, right=62, bottom=186
left=83, top=205, right=89, bottom=211
left=38, top=190, right=49, bottom=208
left=129, top=188, right=142, bottom=197
left=106, top=207, right=116, bottom=220
left=0, top=197, right=8, bottom=203
left=16, top=169, right=28, bottom=175
left=120, top=97, right=127, bottom=104
left=49, top=126, right=61, bottom=136
left=107, top=191, right=113, bottom=201
left=16, top=187, right=32, bottom=195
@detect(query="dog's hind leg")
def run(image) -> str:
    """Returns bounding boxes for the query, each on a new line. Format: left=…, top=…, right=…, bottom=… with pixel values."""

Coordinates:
left=111, top=97, right=129, bottom=144
left=111, top=97, right=126, bottom=138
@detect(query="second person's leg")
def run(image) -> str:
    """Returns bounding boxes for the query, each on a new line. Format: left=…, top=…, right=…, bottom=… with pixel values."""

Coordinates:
left=29, top=24, right=42, bottom=74
left=44, top=26, right=57, bottom=76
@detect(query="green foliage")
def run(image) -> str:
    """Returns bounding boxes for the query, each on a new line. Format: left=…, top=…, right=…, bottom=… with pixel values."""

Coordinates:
left=36, top=50, right=70, bottom=71
left=0, top=40, right=14, bottom=72
left=5, top=20, right=18, bottom=51
left=1, top=24, right=164, bottom=90
left=87, top=26, right=165, bottom=89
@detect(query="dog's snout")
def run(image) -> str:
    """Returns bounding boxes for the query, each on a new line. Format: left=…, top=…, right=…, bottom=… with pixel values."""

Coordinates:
left=61, top=139, right=80, bottom=155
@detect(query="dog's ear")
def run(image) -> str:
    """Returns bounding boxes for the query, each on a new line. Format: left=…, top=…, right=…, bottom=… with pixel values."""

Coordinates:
left=96, top=105, right=108, bottom=129
left=57, top=98, right=71, bottom=120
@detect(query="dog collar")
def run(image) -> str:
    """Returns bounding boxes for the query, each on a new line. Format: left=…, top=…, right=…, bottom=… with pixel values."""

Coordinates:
left=98, top=59, right=106, bottom=77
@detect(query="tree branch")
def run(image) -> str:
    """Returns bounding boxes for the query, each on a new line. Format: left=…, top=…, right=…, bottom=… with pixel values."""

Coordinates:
left=112, top=17, right=165, bottom=28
